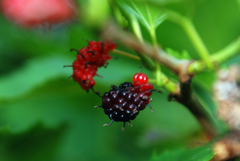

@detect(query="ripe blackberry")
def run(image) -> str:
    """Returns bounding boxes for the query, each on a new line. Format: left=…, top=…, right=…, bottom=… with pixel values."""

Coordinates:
left=118, top=82, right=133, bottom=89
left=98, top=82, right=154, bottom=131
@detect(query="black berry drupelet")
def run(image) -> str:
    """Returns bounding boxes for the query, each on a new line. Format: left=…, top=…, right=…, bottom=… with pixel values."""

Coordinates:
left=99, top=82, right=154, bottom=131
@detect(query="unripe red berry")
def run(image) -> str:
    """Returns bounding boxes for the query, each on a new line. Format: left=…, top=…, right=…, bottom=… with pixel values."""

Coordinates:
left=133, top=73, right=148, bottom=84
left=79, top=47, right=88, bottom=54
left=81, top=74, right=87, bottom=80
left=89, top=79, right=95, bottom=86
left=73, top=70, right=82, bottom=77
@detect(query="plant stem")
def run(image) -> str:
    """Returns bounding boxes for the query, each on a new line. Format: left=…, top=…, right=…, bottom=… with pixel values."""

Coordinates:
left=102, top=21, right=188, bottom=76
left=154, top=62, right=179, bottom=94
left=166, top=10, right=213, bottom=69
left=176, top=78, right=218, bottom=137
left=111, top=49, right=140, bottom=60
left=102, top=20, right=217, bottom=137
left=145, top=3, right=158, bottom=47
left=212, top=36, right=240, bottom=64
left=130, top=14, right=144, bottom=43
left=110, top=0, right=128, bottom=28
left=161, top=74, right=179, bottom=93
left=188, top=36, right=240, bottom=74
left=130, top=14, right=156, bottom=71
left=150, top=27, right=158, bottom=47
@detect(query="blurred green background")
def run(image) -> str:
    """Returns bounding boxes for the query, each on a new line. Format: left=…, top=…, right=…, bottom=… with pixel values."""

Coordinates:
left=0, top=0, right=240, bottom=161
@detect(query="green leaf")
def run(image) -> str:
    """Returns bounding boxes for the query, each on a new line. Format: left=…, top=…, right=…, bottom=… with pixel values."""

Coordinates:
left=117, top=0, right=167, bottom=31
left=238, top=0, right=240, bottom=9
left=0, top=79, right=152, bottom=161
left=81, top=0, right=111, bottom=27
left=0, top=123, right=67, bottom=161
left=165, top=48, right=192, bottom=60
left=151, top=144, right=214, bottom=161
left=0, top=55, right=72, bottom=99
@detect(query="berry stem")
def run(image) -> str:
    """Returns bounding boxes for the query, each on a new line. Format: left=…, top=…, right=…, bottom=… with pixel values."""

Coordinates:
left=96, top=74, right=103, bottom=78
left=70, top=48, right=79, bottom=52
left=121, top=122, right=126, bottom=131
left=63, top=65, right=73, bottom=67
left=147, top=103, right=154, bottom=113
left=111, top=49, right=141, bottom=60
left=103, top=120, right=114, bottom=127
left=91, top=88, right=102, bottom=98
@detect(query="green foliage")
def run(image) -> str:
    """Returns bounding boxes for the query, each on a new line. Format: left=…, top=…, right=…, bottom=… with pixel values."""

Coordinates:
left=165, top=48, right=192, bottom=60
left=151, top=143, right=214, bottom=161
left=0, top=56, right=72, bottom=99
left=0, top=0, right=240, bottom=161
left=0, top=123, right=67, bottom=161
left=117, top=0, right=167, bottom=31
left=117, top=0, right=167, bottom=44
left=81, top=0, right=111, bottom=27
